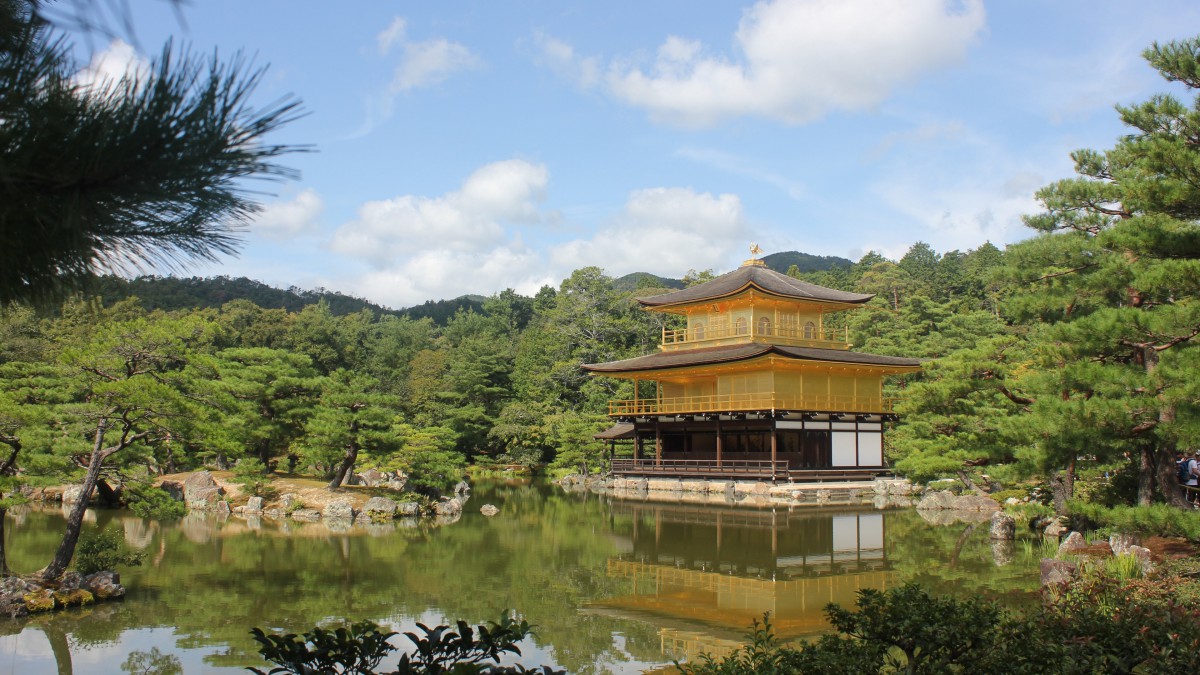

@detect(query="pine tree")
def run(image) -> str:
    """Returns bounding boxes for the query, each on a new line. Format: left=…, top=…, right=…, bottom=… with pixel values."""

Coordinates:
left=0, top=0, right=302, bottom=304
left=998, top=36, right=1200, bottom=506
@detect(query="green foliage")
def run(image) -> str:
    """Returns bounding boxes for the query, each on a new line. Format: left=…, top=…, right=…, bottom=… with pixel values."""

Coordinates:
left=124, top=482, right=187, bottom=520
left=679, top=579, right=1200, bottom=674
left=1065, top=501, right=1200, bottom=541
left=232, top=458, right=279, bottom=501
left=248, top=612, right=566, bottom=674
left=0, top=0, right=303, bottom=306
left=74, top=528, right=145, bottom=575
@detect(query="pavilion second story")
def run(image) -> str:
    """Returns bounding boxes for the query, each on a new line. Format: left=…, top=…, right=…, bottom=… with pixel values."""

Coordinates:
left=639, top=260, right=874, bottom=352
left=583, top=259, right=921, bottom=419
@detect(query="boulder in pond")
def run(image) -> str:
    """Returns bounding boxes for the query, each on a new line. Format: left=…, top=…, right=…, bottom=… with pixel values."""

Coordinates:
left=290, top=508, right=321, bottom=522
left=363, top=497, right=398, bottom=517
left=434, top=498, right=462, bottom=517
left=480, top=504, right=499, bottom=516
left=396, top=501, right=421, bottom=517
left=323, top=500, right=355, bottom=521
left=245, top=496, right=264, bottom=514
left=989, top=511, right=1015, bottom=540
left=83, top=571, right=125, bottom=600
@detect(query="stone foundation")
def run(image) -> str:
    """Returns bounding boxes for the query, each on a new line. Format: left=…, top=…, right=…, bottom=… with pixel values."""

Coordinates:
left=561, top=475, right=916, bottom=509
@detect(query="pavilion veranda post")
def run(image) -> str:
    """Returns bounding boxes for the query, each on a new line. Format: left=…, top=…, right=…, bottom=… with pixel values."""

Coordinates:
left=585, top=257, right=920, bottom=483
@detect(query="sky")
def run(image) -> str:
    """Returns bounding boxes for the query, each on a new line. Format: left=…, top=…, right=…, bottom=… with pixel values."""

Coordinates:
left=66, top=0, right=1200, bottom=310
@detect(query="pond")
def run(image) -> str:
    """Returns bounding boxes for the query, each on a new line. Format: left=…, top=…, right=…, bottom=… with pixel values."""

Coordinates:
left=0, top=480, right=1042, bottom=674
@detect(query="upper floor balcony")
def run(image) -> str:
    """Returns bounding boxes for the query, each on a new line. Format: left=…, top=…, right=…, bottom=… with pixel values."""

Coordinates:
left=661, top=321, right=849, bottom=352
left=607, top=392, right=896, bottom=417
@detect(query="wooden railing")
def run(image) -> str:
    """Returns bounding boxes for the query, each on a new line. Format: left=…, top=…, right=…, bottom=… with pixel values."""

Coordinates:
left=661, top=323, right=849, bottom=350
left=608, top=393, right=895, bottom=416
left=611, top=458, right=788, bottom=478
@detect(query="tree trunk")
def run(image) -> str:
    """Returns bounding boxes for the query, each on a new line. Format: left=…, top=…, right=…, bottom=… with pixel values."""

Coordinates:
left=1137, top=445, right=1155, bottom=506
left=94, top=478, right=120, bottom=507
left=43, top=420, right=111, bottom=581
left=327, top=436, right=359, bottom=489
left=0, top=507, right=9, bottom=577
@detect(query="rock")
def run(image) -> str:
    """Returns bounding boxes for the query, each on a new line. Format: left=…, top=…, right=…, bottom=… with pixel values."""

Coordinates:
left=989, top=512, right=1016, bottom=540
left=58, top=571, right=83, bottom=592
left=323, top=500, right=355, bottom=521
left=290, top=508, right=321, bottom=522
left=1057, top=531, right=1088, bottom=555
left=480, top=504, right=499, bottom=516
left=386, top=475, right=407, bottom=491
left=1109, top=532, right=1139, bottom=556
left=1127, top=545, right=1155, bottom=574
left=23, top=589, right=57, bottom=613
left=1004, top=497, right=1021, bottom=506
left=159, top=481, right=184, bottom=502
left=1040, top=558, right=1078, bottom=587
left=454, top=480, right=470, bottom=496
left=363, top=497, right=398, bottom=517
left=952, top=495, right=1001, bottom=512
left=61, top=485, right=87, bottom=505
left=396, top=501, right=421, bottom=517
left=357, top=468, right=386, bottom=487
left=83, top=571, right=125, bottom=600
left=278, top=493, right=302, bottom=512
left=434, top=498, right=462, bottom=517
left=245, top=496, right=264, bottom=514
left=52, top=589, right=94, bottom=607
left=216, top=500, right=231, bottom=515
left=916, top=490, right=957, bottom=510
left=1043, top=517, right=1069, bottom=541
left=182, top=471, right=223, bottom=503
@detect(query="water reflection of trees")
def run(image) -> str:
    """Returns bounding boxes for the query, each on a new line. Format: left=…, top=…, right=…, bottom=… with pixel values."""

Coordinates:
left=1, top=486, right=1043, bottom=673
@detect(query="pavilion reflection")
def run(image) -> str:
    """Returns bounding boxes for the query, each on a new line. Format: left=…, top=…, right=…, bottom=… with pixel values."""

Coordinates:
left=588, top=501, right=895, bottom=663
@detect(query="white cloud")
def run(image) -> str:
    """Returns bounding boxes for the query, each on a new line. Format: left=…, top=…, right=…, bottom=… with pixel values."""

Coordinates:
left=533, top=31, right=601, bottom=89
left=252, top=189, right=324, bottom=240
left=542, top=0, right=986, bottom=127
left=390, top=38, right=482, bottom=92
left=551, top=187, right=747, bottom=277
left=330, top=159, right=551, bottom=269
left=872, top=169, right=1041, bottom=252
left=74, top=39, right=150, bottom=91
left=377, top=17, right=407, bottom=56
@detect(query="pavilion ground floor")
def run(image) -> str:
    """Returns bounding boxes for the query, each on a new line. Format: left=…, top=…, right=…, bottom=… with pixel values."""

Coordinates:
left=601, top=412, right=893, bottom=483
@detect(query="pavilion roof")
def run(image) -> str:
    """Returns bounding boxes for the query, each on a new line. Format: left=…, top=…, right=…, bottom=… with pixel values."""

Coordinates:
left=583, top=343, right=921, bottom=373
left=637, top=264, right=873, bottom=308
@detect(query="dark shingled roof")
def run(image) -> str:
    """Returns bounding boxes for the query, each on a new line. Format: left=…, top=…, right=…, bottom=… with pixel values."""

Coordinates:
left=638, top=264, right=873, bottom=307
left=583, top=343, right=920, bottom=373
left=594, top=422, right=635, bottom=439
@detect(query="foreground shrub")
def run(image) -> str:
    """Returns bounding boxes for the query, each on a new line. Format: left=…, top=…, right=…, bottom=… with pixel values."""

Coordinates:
left=74, top=528, right=144, bottom=575
left=249, top=612, right=565, bottom=674
left=679, top=578, right=1200, bottom=674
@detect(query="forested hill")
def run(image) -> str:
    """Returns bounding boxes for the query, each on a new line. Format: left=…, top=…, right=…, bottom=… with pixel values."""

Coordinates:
left=87, top=250, right=847, bottom=322
left=89, top=275, right=486, bottom=322
left=761, top=251, right=853, bottom=273
left=89, top=275, right=404, bottom=317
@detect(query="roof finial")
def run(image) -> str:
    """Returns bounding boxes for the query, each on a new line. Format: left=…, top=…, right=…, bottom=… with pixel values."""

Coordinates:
left=742, top=243, right=766, bottom=267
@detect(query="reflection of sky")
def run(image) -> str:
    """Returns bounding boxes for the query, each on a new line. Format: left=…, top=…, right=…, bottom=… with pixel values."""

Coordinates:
left=0, top=609, right=666, bottom=675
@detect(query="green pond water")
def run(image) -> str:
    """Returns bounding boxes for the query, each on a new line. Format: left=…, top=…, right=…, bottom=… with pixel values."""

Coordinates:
left=0, top=481, right=1043, bottom=674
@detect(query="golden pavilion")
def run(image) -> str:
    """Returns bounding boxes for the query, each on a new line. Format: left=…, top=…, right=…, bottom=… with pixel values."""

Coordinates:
left=583, top=255, right=920, bottom=482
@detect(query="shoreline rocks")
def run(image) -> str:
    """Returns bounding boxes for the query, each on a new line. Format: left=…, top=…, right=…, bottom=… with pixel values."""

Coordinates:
left=0, top=571, right=126, bottom=619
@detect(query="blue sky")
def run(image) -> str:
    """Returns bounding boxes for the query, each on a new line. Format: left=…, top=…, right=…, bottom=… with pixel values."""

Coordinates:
left=72, top=0, right=1200, bottom=309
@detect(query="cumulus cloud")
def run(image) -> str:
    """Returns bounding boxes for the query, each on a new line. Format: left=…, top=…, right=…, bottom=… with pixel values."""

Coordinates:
left=551, top=187, right=747, bottom=277
left=541, top=0, right=985, bottom=126
left=377, top=17, right=407, bottom=56
left=872, top=169, right=1041, bottom=252
left=372, top=16, right=481, bottom=93
left=390, top=38, right=482, bottom=92
left=252, top=189, right=324, bottom=240
left=532, top=31, right=601, bottom=89
left=74, top=39, right=150, bottom=91
left=330, top=159, right=551, bottom=269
